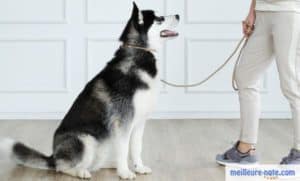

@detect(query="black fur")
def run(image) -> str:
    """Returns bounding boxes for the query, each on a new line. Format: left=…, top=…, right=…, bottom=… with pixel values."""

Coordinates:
left=120, top=2, right=164, bottom=47
left=13, top=143, right=56, bottom=169
left=54, top=48, right=157, bottom=140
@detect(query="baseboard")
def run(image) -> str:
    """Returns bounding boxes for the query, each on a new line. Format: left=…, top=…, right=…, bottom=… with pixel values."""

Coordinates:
left=151, top=111, right=291, bottom=119
left=0, top=111, right=292, bottom=120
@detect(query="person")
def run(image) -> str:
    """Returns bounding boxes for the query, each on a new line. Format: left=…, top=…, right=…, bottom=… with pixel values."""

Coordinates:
left=216, top=0, right=300, bottom=165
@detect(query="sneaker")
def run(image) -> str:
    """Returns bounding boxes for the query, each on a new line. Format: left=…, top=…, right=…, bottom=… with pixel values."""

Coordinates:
left=280, top=148, right=300, bottom=164
left=216, top=141, right=258, bottom=166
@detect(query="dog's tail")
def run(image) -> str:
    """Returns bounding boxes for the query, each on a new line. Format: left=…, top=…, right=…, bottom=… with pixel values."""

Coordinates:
left=0, top=138, right=55, bottom=170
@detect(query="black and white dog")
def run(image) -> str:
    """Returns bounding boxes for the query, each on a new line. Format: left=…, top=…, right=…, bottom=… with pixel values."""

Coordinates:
left=0, top=2, right=179, bottom=180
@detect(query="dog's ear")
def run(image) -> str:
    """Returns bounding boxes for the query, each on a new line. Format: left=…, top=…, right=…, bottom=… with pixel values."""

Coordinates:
left=131, top=2, right=144, bottom=25
left=119, top=2, right=143, bottom=42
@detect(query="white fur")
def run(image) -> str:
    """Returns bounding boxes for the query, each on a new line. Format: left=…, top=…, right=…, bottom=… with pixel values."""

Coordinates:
left=133, top=70, right=159, bottom=118
left=77, top=135, right=97, bottom=169
left=0, top=138, right=15, bottom=159
left=148, top=15, right=179, bottom=50
left=61, top=168, right=91, bottom=179
left=114, top=126, right=137, bottom=179
left=90, top=139, right=115, bottom=170
left=0, top=138, right=52, bottom=170
left=129, top=70, right=158, bottom=175
left=138, top=11, right=144, bottom=25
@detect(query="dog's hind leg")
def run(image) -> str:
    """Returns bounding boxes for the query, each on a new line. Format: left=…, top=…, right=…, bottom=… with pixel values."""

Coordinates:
left=89, top=140, right=116, bottom=171
left=54, top=134, right=96, bottom=179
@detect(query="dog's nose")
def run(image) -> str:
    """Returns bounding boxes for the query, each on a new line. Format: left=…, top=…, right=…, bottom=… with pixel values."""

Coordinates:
left=175, top=14, right=180, bottom=21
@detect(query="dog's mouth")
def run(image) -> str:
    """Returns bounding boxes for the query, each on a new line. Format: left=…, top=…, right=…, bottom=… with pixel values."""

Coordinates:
left=160, top=30, right=179, bottom=38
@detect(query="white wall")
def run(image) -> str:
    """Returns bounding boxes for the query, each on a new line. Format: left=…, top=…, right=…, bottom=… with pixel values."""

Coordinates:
left=0, top=0, right=291, bottom=119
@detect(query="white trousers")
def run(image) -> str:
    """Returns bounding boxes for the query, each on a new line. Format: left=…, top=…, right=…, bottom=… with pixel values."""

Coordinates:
left=236, top=11, right=300, bottom=148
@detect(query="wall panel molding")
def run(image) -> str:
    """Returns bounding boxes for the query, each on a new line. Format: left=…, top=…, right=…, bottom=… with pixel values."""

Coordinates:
left=85, top=0, right=167, bottom=24
left=0, top=39, right=69, bottom=93
left=0, top=110, right=291, bottom=120
left=184, top=0, right=244, bottom=24
left=85, top=38, right=117, bottom=81
left=0, top=0, right=67, bottom=24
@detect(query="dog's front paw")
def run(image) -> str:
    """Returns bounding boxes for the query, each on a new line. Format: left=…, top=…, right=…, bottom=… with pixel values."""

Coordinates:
left=134, top=165, right=152, bottom=175
left=60, top=168, right=91, bottom=179
left=118, top=169, right=136, bottom=180
left=77, top=169, right=92, bottom=179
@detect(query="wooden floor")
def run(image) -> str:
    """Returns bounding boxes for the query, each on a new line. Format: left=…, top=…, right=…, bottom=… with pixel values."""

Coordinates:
left=0, top=119, right=294, bottom=181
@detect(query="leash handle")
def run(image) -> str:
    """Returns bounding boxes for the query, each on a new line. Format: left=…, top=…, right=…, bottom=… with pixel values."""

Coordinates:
left=160, top=36, right=248, bottom=91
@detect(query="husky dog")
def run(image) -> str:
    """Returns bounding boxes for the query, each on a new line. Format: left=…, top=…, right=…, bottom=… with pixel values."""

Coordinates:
left=0, top=2, right=179, bottom=180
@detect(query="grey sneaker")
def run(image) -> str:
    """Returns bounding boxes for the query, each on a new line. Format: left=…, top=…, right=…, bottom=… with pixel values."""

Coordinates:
left=216, top=141, right=258, bottom=166
left=280, top=148, right=300, bottom=164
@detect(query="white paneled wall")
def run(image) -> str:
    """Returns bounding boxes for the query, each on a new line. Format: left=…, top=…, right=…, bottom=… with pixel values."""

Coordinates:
left=0, top=0, right=290, bottom=119
left=0, top=0, right=66, bottom=23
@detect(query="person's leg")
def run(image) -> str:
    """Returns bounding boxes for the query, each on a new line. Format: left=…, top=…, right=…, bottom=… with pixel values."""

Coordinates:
left=272, top=12, right=300, bottom=151
left=216, top=12, right=274, bottom=165
left=235, top=12, right=274, bottom=151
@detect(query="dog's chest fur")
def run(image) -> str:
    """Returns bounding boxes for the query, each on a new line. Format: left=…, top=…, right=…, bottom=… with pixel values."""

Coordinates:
left=133, top=69, right=159, bottom=119
left=117, top=49, right=159, bottom=119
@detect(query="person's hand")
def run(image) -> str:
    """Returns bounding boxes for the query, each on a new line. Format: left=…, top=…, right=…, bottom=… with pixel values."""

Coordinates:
left=243, top=12, right=255, bottom=38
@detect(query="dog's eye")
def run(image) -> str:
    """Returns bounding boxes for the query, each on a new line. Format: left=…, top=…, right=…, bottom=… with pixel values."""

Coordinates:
left=156, top=20, right=162, bottom=25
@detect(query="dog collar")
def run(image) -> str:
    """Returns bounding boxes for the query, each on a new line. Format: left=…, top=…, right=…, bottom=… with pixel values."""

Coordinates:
left=121, top=44, right=156, bottom=53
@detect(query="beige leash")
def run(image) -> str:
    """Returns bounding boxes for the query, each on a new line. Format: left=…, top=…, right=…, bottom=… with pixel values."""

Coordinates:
left=160, top=36, right=249, bottom=91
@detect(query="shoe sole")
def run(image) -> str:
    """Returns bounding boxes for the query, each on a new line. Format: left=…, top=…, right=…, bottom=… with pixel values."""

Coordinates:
left=216, top=159, right=259, bottom=167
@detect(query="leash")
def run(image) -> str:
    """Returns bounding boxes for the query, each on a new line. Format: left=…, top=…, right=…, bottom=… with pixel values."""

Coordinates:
left=121, top=44, right=156, bottom=53
left=160, top=36, right=248, bottom=91
left=122, top=36, right=249, bottom=91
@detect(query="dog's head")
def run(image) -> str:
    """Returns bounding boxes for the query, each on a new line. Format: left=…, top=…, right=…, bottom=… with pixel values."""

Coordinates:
left=120, top=2, right=180, bottom=50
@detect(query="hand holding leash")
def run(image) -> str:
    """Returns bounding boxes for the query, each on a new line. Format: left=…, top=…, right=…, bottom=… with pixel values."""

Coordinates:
left=242, top=12, right=255, bottom=38
left=243, top=21, right=255, bottom=38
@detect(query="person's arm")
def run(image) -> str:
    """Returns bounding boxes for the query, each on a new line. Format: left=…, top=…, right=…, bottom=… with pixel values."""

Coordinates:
left=243, top=0, right=256, bottom=37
